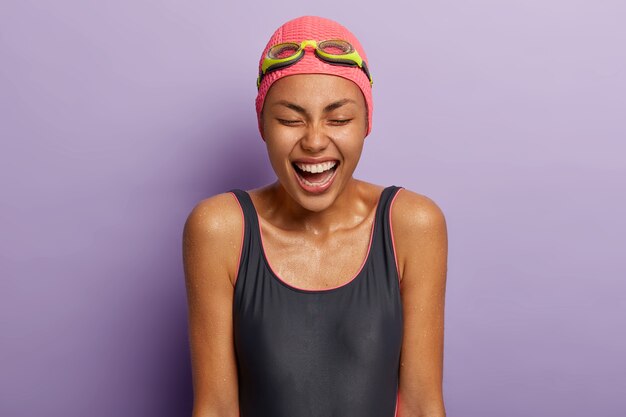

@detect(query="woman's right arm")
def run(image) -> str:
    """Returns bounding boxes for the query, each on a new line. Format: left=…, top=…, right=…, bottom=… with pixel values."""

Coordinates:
left=182, top=193, right=243, bottom=417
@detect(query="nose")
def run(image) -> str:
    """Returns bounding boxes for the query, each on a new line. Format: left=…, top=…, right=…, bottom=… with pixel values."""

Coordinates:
left=299, top=122, right=330, bottom=153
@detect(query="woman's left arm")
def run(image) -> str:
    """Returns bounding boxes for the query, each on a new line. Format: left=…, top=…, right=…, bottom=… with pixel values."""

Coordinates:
left=391, top=189, right=448, bottom=417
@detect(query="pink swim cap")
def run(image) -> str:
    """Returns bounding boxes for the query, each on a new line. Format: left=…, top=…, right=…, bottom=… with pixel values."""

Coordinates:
left=255, top=16, right=373, bottom=139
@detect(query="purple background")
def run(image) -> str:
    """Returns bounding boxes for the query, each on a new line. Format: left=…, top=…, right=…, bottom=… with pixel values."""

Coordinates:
left=1, top=1, right=624, bottom=416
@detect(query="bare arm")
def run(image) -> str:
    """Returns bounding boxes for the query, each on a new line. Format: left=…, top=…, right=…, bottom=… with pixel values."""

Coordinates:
left=392, top=189, right=448, bottom=417
left=182, top=193, right=243, bottom=417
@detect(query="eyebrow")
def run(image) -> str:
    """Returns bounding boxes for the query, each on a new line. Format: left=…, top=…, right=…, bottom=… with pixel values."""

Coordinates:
left=272, top=99, right=356, bottom=115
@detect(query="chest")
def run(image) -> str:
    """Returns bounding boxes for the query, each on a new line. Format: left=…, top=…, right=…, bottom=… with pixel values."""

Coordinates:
left=258, top=217, right=375, bottom=290
left=233, top=270, right=404, bottom=417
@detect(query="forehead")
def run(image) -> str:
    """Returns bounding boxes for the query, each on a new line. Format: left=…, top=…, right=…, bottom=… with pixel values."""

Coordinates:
left=265, top=74, right=365, bottom=109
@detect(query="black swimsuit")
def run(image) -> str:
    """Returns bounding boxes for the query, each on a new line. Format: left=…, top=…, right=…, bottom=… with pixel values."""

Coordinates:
left=229, top=185, right=404, bottom=417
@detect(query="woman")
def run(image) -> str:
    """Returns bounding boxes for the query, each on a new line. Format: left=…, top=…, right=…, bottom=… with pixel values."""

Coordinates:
left=183, top=16, right=448, bottom=417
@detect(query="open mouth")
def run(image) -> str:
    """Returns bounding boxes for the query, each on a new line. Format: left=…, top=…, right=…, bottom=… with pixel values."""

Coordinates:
left=292, top=160, right=340, bottom=187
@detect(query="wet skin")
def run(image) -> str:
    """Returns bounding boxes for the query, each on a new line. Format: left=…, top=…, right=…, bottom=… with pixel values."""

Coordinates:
left=253, top=73, right=382, bottom=289
left=183, top=73, right=448, bottom=417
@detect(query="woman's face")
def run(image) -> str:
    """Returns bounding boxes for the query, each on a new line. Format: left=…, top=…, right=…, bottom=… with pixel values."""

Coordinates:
left=261, top=73, right=368, bottom=211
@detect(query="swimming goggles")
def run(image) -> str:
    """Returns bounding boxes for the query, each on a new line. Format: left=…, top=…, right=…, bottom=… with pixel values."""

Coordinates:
left=256, top=39, right=373, bottom=89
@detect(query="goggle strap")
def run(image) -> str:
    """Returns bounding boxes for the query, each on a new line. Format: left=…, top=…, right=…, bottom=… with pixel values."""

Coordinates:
left=360, top=60, right=373, bottom=84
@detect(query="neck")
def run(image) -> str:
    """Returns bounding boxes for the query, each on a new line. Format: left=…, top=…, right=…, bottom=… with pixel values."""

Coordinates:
left=264, top=178, right=366, bottom=235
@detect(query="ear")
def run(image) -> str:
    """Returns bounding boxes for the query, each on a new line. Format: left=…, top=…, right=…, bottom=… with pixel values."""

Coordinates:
left=363, top=100, right=369, bottom=138
left=258, top=112, right=265, bottom=140
left=257, top=111, right=265, bottom=141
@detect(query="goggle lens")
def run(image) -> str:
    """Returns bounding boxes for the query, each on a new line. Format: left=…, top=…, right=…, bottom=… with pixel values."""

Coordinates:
left=268, top=39, right=354, bottom=60
left=268, top=43, right=301, bottom=59
left=318, top=40, right=353, bottom=55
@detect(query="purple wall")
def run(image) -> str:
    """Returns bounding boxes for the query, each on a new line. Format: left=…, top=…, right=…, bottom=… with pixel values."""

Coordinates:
left=1, top=1, right=624, bottom=416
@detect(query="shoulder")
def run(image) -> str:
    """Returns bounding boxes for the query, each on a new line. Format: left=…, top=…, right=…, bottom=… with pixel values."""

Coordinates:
left=182, top=192, right=244, bottom=287
left=184, top=192, right=243, bottom=234
left=390, top=188, right=447, bottom=230
left=390, top=188, right=448, bottom=280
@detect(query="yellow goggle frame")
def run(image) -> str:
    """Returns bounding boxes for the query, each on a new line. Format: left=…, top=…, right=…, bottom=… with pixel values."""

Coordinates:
left=257, top=39, right=373, bottom=89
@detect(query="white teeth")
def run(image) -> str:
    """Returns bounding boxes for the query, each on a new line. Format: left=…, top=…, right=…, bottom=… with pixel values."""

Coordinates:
left=300, top=170, right=335, bottom=187
left=294, top=160, right=337, bottom=173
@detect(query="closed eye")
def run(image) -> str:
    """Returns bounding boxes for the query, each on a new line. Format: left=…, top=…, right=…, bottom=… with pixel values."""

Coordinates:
left=330, top=119, right=352, bottom=125
left=278, top=119, right=302, bottom=126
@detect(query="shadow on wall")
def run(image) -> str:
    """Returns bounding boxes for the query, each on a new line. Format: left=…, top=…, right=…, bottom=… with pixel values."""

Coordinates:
left=185, top=108, right=275, bottom=196
left=159, top=112, right=274, bottom=416
left=212, top=125, right=275, bottom=194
